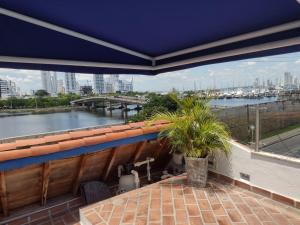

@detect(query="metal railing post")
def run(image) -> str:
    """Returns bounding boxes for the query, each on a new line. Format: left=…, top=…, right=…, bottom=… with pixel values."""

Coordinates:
left=255, top=105, right=260, bottom=151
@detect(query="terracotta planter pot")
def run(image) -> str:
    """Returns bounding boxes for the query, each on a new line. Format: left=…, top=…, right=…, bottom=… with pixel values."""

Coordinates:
left=185, top=156, right=208, bottom=187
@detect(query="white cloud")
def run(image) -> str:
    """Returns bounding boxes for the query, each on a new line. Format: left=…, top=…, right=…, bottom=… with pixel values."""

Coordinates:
left=295, top=59, right=300, bottom=64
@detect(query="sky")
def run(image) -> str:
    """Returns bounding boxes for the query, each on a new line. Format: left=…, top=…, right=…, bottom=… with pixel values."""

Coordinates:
left=0, top=52, right=300, bottom=94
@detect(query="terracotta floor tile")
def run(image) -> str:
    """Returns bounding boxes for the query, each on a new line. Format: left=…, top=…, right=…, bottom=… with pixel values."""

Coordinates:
left=163, top=216, right=175, bottom=225
left=175, top=210, right=188, bottom=224
left=229, top=194, right=244, bottom=204
left=85, top=213, right=103, bottom=225
left=122, top=212, right=135, bottom=223
left=272, top=213, right=291, bottom=225
left=151, top=199, right=161, bottom=209
left=221, top=201, right=235, bottom=209
left=189, top=216, right=204, bottom=225
left=172, top=189, right=184, bottom=198
left=211, top=204, right=226, bottom=216
left=137, top=204, right=149, bottom=217
left=196, top=190, right=207, bottom=200
left=227, top=209, right=244, bottom=223
left=149, top=210, right=161, bottom=222
left=187, top=205, right=200, bottom=216
left=109, top=217, right=121, bottom=225
left=135, top=216, right=147, bottom=225
left=243, top=214, right=263, bottom=225
left=77, top=175, right=300, bottom=225
left=163, top=204, right=174, bottom=215
left=102, top=203, right=114, bottom=212
left=201, top=211, right=216, bottom=223
left=185, top=195, right=197, bottom=204
left=289, top=218, right=300, bottom=225
left=215, top=216, right=232, bottom=225
left=198, top=200, right=211, bottom=210
left=174, top=198, right=185, bottom=210
left=252, top=208, right=272, bottom=222
left=111, top=205, right=124, bottom=218
left=126, top=200, right=138, bottom=211
left=262, top=222, right=277, bottom=225
left=236, top=203, right=253, bottom=215
left=243, top=197, right=261, bottom=208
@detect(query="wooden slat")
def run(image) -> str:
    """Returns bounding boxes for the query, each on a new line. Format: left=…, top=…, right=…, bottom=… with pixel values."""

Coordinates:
left=0, top=171, right=9, bottom=216
left=41, top=162, right=51, bottom=206
left=102, top=147, right=118, bottom=181
left=133, top=141, right=148, bottom=162
left=72, top=154, right=89, bottom=195
left=154, top=138, right=168, bottom=159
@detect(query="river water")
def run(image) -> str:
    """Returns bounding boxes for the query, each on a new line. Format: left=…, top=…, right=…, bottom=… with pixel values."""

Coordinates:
left=0, top=109, right=134, bottom=139
left=209, top=97, right=277, bottom=107
left=0, top=97, right=278, bottom=139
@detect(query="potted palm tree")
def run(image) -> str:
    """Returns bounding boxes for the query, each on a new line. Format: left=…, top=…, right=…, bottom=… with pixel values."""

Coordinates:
left=151, top=95, right=230, bottom=187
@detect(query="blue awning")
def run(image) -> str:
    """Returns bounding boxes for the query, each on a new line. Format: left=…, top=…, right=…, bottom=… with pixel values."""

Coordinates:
left=0, top=0, right=300, bottom=75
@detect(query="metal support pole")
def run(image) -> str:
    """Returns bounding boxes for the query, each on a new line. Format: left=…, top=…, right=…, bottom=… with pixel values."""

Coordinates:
left=255, top=106, right=260, bottom=152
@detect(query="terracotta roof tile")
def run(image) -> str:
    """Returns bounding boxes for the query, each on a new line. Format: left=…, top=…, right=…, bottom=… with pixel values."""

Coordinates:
left=59, top=139, right=85, bottom=151
left=129, top=122, right=145, bottom=128
left=153, top=120, right=169, bottom=125
left=15, top=138, right=46, bottom=148
left=125, top=129, right=143, bottom=137
left=91, top=127, right=113, bottom=135
left=43, top=134, right=71, bottom=143
left=110, top=125, right=131, bottom=132
left=69, top=130, right=94, bottom=139
left=141, top=126, right=160, bottom=134
left=0, top=142, right=16, bottom=152
left=156, top=123, right=170, bottom=130
left=105, top=132, right=128, bottom=141
left=0, top=122, right=165, bottom=162
left=0, top=149, right=32, bottom=162
left=30, top=144, right=61, bottom=156
left=83, top=135, right=107, bottom=146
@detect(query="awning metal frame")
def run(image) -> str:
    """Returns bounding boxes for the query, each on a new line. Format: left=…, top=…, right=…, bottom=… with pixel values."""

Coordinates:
left=1, top=7, right=300, bottom=72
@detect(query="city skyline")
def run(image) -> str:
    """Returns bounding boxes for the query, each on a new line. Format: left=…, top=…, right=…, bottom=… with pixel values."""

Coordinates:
left=0, top=52, right=299, bottom=94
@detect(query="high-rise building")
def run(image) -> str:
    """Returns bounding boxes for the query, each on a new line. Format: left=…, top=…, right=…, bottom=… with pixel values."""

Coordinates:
left=41, top=71, right=58, bottom=96
left=105, top=74, right=120, bottom=93
left=64, top=72, right=77, bottom=93
left=93, top=74, right=105, bottom=94
left=57, top=79, right=65, bottom=94
left=0, top=79, right=17, bottom=99
left=284, top=72, right=293, bottom=86
left=118, top=78, right=133, bottom=93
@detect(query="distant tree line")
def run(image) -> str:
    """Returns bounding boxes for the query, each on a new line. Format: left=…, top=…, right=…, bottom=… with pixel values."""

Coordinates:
left=0, top=91, right=80, bottom=109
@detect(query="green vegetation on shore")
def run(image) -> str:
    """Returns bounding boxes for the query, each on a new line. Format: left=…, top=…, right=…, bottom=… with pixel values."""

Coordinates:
left=129, top=93, right=178, bottom=122
left=0, top=93, right=80, bottom=109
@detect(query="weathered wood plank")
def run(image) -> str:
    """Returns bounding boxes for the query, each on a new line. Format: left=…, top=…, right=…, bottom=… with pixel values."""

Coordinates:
left=133, top=141, right=148, bottom=162
left=103, top=147, right=118, bottom=181
left=0, top=171, right=9, bottom=216
left=41, top=162, right=51, bottom=206
left=72, top=154, right=89, bottom=195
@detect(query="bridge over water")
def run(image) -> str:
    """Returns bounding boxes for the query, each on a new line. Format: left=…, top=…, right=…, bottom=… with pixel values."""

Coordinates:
left=71, top=95, right=146, bottom=111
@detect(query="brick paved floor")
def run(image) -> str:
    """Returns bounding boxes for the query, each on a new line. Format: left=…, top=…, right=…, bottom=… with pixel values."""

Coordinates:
left=80, top=175, right=300, bottom=225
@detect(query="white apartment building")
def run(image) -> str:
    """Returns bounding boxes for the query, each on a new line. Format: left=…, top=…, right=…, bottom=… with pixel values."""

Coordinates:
left=93, top=74, right=105, bottom=94
left=65, top=72, right=77, bottom=93
left=0, top=79, right=17, bottom=99
left=41, top=71, right=58, bottom=96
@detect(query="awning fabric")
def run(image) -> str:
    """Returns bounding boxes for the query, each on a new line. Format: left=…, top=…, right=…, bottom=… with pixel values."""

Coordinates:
left=0, top=0, right=300, bottom=75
